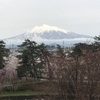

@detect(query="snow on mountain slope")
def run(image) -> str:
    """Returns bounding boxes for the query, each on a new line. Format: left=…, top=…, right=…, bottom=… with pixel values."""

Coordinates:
left=3, top=24, right=93, bottom=45
left=27, top=24, right=69, bottom=33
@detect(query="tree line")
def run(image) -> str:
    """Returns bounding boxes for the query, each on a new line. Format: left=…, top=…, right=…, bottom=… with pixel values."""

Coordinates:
left=0, top=36, right=100, bottom=99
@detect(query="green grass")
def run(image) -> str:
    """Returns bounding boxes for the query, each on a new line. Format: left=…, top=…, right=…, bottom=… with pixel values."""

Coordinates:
left=0, top=91, right=37, bottom=97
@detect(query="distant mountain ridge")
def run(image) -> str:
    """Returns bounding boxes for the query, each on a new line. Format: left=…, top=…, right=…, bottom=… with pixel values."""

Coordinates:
left=3, top=24, right=93, bottom=45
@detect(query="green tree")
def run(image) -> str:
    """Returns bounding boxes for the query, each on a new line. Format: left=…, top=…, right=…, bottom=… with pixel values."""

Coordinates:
left=92, top=35, right=100, bottom=52
left=0, top=40, right=9, bottom=92
left=0, top=40, right=9, bottom=69
left=37, top=43, right=51, bottom=80
left=56, top=44, right=66, bottom=59
left=69, top=43, right=92, bottom=59
left=17, top=39, right=49, bottom=81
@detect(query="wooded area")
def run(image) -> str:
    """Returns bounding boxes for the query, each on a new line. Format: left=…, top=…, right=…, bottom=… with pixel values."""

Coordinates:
left=0, top=36, right=100, bottom=100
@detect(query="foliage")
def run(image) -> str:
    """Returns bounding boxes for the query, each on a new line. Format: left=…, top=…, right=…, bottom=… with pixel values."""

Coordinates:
left=2, top=86, right=12, bottom=92
left=56, top=44, right=66, bottom=59
left=0, top=40, right=10, bottom=92
left=68, top=43, right=94, bottom=60
left=17, top=84, right=34, bottom=91
left=17, top=39, right=49, bottom=81
left=0, top=40, right=9, bottom=69
left=93, top=35, right=100, bottom=51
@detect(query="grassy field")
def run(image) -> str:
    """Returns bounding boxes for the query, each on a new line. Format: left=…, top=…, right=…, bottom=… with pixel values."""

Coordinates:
left=0, top=91, right=37, bottom=96
left=0, top=79, right=58, bottom=97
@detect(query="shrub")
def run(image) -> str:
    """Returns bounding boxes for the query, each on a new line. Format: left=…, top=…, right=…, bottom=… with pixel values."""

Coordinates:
left=17, top=84, right=34, bottom=91
left=2, top=86, right=12, bottom=92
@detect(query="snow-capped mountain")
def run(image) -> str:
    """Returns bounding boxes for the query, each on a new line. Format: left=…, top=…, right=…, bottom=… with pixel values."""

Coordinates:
left=3, top=24, right=93, bottom=45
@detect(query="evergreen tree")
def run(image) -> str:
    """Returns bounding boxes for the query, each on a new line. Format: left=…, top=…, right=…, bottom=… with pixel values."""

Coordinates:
left=56, top=44, right=66, bottom=59
left=37, top=43, right=51, bottom=80
left=93, top=35, right=100, bottom=51
left=0, top=40, right=9, bottom=69
left=69, top=43, right=91, bottom=59
left=17, top=39, right=49, bottom=80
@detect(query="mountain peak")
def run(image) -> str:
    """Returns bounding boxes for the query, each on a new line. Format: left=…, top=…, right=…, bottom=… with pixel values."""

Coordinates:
left=27, top=24, right=70, bottom=34
left=3, top=24, right=93, bottom=45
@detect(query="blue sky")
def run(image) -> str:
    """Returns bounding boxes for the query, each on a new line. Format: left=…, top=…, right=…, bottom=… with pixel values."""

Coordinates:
left=0, top=0, right=100, bottom=39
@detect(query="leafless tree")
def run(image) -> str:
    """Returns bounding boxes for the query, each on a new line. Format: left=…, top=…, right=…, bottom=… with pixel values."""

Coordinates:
left=50, top=48, right=100, bottom=100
